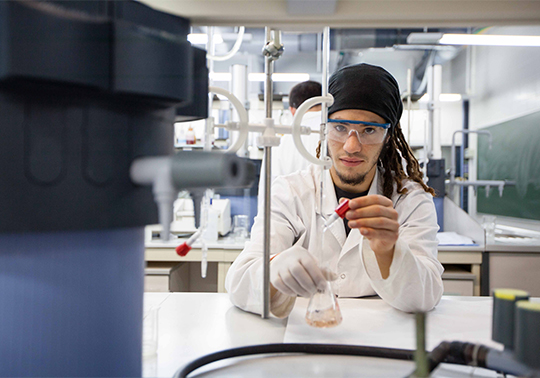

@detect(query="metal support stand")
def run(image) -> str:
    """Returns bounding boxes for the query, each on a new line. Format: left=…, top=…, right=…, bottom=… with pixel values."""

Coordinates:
left=319, top=26, right=331, bottom=215
left=261, top=27, right=283, bottom=319
left=414, top=312, right=429, bottom=377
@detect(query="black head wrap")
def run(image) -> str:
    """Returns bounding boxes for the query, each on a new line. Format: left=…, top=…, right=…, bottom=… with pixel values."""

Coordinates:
left=328, top=63, right=403, bottom=129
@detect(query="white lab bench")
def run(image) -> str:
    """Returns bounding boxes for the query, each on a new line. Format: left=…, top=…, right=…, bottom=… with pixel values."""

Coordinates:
left=144, top=223, right=484, bottom=296
left=143, top=293, right=540, bottom=378
left=145, top=197, right=540, bottom=297
left=144, top=225, right=247, bottom=293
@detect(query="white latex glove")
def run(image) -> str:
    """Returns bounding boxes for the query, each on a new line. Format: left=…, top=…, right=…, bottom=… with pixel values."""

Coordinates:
left=270, top=245, right=327, bottom=298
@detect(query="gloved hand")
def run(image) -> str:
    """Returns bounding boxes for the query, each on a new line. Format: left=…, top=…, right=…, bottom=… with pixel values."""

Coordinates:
left=270, top=245, right=327, bottom=298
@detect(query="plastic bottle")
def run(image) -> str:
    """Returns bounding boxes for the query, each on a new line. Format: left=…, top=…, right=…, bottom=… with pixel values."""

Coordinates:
left=186, top=126, right=196, bottom=145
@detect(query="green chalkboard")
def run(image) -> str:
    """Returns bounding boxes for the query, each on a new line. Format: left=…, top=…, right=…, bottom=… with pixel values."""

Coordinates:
left=477, top=110, right=540, bottom=220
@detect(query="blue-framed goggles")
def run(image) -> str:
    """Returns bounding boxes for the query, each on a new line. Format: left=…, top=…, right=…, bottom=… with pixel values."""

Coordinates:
left=327, top=119, right=390, bottom=145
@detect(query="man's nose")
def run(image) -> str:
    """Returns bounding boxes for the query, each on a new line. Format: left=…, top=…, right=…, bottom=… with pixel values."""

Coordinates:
left=343, top=130, right=363, bottom=153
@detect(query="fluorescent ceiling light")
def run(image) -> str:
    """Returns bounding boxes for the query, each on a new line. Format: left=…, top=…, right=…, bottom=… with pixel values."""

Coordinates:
left=272, top=73, right=310, bottom=82
left=439, top=93, right=462, bottom=102
left=209, top=72, right=231, bottom=81
left=221, top=32, right=252, bottom=42
left=210, top=72, right=310, bottom=82
left=439, top=34, right=540, bottom=46
left=248, top=73, right=310, bottom=82
left=408, top=32, right=540, bottom=47
left=419, top=93, right=462, bottom=102
left=187, top=34, right=224, bottom=45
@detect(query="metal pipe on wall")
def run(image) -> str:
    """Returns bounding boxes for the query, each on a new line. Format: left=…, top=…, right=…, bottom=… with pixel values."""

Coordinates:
left=428, top=64, right=443, bottom=160
left=461, top=99, right=470, bottom=210
left=231, top=64, right=249, bottom=156
left=407, top=68, right=412, bottom=144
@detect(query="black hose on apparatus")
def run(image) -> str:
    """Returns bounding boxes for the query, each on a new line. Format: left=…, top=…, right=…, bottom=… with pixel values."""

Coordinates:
left=173, top=343, right=416, bottom=378
left=426, top=341, right=490, bottom=372
left=175, top=341, right=539, bottom=378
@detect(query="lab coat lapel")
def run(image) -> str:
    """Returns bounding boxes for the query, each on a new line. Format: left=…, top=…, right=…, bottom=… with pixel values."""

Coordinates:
left=315, top=167, right=346, bottom=247
left=338, top=168, right=382, bottom=260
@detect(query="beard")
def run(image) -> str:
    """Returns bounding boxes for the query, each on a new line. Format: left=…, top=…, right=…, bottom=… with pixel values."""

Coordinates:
left=334, top=159, right=378, bottom=186
left=328, top=143, right=384, bottom=187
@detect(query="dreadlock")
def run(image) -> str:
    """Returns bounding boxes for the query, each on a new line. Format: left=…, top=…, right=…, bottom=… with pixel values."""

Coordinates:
left=379, top=122, right=435, bottom=198
left=316, top=122, right=435, bottom=199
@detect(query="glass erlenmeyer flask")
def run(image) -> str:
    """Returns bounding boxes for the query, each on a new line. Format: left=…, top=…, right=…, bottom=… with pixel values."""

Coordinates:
left=305, top=278, right=342, bottom=328
left=306, top=214, right=343, bottom=328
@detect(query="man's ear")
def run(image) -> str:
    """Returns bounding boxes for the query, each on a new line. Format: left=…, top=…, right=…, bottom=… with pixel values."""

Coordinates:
left=289, top=107, right=296, bottom=116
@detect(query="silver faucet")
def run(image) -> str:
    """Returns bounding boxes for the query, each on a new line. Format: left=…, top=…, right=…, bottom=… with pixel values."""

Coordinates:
left=448, top=130, right=513, bottom=198
left=450, top=130, right=492, bottom=183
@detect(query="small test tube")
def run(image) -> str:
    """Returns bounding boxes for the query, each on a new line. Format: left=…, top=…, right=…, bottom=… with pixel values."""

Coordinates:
left=324, top=199, right=350, bottom=228
left=175, top=229, right=202, bottom=256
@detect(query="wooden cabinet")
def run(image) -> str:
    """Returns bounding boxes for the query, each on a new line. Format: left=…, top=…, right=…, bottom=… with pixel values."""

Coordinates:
left=485, top=245, right=540, bottom=296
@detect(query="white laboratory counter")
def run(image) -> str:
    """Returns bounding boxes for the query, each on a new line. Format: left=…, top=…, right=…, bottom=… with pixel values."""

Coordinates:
left=144, top=225, right=485, bottom=296
left=143, top=293, right=539, bottom=378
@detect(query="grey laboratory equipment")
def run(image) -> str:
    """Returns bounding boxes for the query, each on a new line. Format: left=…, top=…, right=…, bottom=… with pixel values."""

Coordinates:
left=0, top=1, right=254, bottom=377
left=426, top=159, right=445, bottom=230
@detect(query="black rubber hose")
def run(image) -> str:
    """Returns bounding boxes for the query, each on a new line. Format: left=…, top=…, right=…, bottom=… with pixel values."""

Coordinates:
left=427, top=341, right=493, bottom=373
left=173, top=343, right=415, bottom=378
left=426, top=341, right=451, bottom=372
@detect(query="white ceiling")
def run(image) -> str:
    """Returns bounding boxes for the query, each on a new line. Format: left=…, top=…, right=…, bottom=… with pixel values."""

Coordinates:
left=140, top=0, right=540, bottom=29
left=138, top=2, right=540, bottom=99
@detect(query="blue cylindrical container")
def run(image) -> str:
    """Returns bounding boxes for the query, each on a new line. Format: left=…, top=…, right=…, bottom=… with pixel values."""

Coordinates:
left=0, top=228, right=145, bottom=376
left=0, top=2, right=202, bottom=376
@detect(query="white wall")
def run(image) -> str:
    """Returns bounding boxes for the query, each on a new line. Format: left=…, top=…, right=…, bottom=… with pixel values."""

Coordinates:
left=465, top=26, right=540, bottom=227
left=401, top=100, right=463, bottom=148
left=470, top=26, right=540, bottom=129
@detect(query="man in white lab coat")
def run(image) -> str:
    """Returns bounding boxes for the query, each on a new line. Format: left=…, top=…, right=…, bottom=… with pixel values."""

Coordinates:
left=272, top=80, right=322, bottom=177
left=226, top=63, right=444, bottom=317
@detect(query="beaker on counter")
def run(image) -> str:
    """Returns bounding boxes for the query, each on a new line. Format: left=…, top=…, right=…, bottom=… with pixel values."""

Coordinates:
left=142, top=305, right=160, bottom=357
left=482, top=215, right=497, bottom=245
left=231, top=214, right=250, bottom=241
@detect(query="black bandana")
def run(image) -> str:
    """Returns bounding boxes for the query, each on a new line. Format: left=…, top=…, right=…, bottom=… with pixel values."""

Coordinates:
left=328, top=63, right=403, bottom=129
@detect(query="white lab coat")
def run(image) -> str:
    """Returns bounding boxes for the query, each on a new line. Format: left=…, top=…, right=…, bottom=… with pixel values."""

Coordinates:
left=257, top=111, right=321, bottom=210
left=226, top=164, right=444, bottom=316
left=271, top=110, right=322, bottom=177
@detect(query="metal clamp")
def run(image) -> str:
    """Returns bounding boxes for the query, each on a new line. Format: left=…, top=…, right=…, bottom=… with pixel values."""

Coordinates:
left=209, top=86, right=249, bottom=154
left=291, top=95, right=334, bottom=169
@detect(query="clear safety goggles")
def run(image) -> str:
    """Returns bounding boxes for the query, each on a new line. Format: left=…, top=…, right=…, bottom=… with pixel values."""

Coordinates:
left=327, top=119, right=391, bottom=145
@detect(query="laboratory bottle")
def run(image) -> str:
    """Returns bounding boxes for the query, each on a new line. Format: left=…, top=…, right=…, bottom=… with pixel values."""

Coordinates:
left=186, top=126, right=196, bottom=145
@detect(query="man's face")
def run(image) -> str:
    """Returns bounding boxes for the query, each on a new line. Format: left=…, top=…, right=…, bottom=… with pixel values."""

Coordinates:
left=327, top=109, right=388, bottom=192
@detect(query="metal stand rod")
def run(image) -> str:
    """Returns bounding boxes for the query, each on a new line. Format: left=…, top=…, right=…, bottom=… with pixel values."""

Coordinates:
left=263, top=145, right=271, bottom=319
left=262, top=27, right=273, bottom=319
left=319, top=26, right=330, bottom=216
left=414, top=312, right=429, bottom=377
left=407, top=68, right=412, bottom=144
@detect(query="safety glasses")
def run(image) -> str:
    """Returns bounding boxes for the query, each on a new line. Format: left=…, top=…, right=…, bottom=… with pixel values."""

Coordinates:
left=327, top=119, right=390, bottom=145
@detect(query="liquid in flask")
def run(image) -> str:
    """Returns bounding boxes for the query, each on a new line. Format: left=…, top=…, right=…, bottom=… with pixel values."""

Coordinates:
left=305, top=280, right=342, bottom=328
